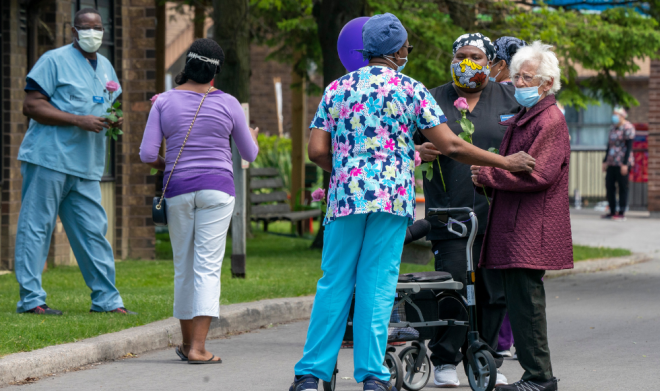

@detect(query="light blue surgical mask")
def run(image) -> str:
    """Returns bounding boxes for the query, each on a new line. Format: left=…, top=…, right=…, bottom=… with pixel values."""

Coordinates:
left=611, top=114, right=620, bottom=125
left=385, top=55, right=408, bottom=72
left=489, top=61, right=503, bottom=82
left=514, top=86, right=541, bottom=108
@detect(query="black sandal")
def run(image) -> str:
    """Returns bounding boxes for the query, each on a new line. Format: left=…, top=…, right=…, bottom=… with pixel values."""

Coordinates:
left=188, top=355, right=223, bottom=364
left=175, top=345, right=188, bottom=361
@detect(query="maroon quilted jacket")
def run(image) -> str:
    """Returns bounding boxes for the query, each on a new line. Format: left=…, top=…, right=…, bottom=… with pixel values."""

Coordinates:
left=477, top=95, right=573, bottom=270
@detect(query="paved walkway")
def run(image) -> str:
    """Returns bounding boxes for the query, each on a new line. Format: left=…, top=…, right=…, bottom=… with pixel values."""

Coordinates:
left=570, top=209, right=660, bottom=254
left=11, top=256, right=660, bottom=391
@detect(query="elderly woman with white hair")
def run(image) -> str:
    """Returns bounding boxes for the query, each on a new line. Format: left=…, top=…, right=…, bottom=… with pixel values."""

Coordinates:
left=470, top=41, right=571, bottom=391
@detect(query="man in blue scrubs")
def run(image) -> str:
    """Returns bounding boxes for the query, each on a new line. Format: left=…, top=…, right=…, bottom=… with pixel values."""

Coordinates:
left=17, top=8, right=134, bottom=315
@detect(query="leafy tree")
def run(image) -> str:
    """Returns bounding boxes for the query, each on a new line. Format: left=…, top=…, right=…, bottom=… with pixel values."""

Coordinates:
left=502, top=6, right=660, bottom=108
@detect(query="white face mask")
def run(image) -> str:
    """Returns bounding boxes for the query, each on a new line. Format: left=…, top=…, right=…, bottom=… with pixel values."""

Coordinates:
left=76, top=28, right=104, bottom=53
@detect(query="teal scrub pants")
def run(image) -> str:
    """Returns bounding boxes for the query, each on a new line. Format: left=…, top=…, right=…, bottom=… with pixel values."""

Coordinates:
left=15, top=162, right=124, bottom=313
left=294, top=212, right=408, bottom=383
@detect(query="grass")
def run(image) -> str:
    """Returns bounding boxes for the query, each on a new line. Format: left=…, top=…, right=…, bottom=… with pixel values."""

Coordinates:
left=0, top=225, right=431, bottom=357
left=0, top=222, right=631, bottom=357
left=573, top=244, right=631, bottom=262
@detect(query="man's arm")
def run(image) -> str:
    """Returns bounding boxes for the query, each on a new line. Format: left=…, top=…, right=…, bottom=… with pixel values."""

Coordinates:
left=23, top=91, right=109, bottom=133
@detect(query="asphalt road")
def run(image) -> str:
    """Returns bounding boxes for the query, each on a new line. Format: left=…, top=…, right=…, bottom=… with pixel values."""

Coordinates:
left=9, top=256, right=660, bottom=391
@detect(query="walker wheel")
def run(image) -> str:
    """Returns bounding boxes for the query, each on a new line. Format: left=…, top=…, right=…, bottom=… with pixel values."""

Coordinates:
left=466, top=350, right=497, bottom=391
left=384, top=350, right=404, bottom=391
left=322, top=363, right=338, bottom=391
left=398, top=346, right=431, bottom=391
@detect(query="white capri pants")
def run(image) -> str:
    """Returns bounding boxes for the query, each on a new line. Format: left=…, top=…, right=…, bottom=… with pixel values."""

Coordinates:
left=166, top=189, right=235, bottom=319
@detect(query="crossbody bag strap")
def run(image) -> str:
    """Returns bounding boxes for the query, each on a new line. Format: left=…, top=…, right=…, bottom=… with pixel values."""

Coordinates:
left=155, top=86, right=213, bottom=210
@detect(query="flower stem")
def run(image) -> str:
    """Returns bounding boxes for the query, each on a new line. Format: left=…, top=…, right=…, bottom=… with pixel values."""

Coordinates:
left=483, top=185, right=490, bottom=206
left=437, top=156, right=446, bottom=192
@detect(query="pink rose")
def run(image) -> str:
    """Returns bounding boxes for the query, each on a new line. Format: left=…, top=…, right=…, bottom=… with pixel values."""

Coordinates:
left=454, top=97, right=469, bottom=111
left=312, top=188, right=326, bottom=202
left=150, top=93, right=160, bottom=104
left=414, top=151, right=422, bottom=167
left=105, top=81, right=120, bottom=93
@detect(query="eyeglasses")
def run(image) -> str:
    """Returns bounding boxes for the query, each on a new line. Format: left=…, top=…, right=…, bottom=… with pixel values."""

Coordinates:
left=512, top=73, right=541, bottom=84
left=75, top=26, right=104, bottom=32
left=405, top=45, right=414, bottom=53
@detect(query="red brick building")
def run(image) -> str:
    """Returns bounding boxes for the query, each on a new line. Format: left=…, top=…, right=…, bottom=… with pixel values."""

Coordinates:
left=0, top=1, right=321, bottom=271
left=1, top=0, right=157, bottom=270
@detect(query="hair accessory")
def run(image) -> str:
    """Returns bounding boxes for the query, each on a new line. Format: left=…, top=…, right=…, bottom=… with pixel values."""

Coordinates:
left=187, top=52, right=220, bottom=66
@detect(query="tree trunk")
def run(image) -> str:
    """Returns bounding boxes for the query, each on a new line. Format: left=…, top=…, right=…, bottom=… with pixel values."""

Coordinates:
left=194, top=4, right=206, bottom=39
left=214, top=0, right=250, bottom=103
left=310, top=0, right=367, bottom=249
left=214, top=0, right=251, bottom=275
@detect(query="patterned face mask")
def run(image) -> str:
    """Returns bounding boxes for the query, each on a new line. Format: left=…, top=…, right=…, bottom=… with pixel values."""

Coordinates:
left=450, top=59, right=491, bottom=89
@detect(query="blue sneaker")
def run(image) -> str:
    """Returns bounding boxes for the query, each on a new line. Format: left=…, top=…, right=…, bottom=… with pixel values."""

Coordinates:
left=289, top=375, right=319, bottom=391
left=363, top=376, right=397, bottom=391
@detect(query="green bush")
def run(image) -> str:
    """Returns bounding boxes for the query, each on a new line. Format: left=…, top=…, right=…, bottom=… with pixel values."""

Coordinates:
left=252, top=134, right=292, bottom=194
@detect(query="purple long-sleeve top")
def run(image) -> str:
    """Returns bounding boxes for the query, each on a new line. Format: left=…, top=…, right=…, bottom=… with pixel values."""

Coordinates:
left=140, top=89, right=258, bottom=198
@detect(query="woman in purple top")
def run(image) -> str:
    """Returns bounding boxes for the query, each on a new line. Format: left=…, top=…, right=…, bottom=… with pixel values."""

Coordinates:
left=140, top=39, right=258, bottom=364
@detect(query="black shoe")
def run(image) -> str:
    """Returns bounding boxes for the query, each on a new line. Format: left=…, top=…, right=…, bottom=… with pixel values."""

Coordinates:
left=289, top=375, right=318, bottom=391
left=496, top=377, right=558, bottom=391
left=90, top=307, right=138, bottom=315
left=363, top=376, right=397, bottom=391
left=25, top=304, right=62, bottom=316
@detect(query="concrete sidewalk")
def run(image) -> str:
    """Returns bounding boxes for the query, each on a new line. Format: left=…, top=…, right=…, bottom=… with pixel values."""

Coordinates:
left=570, top=209, right=660, bottom=254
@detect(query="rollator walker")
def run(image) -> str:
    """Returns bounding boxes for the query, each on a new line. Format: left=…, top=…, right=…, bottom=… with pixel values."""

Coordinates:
left=323, top=207, right=498, bottom=391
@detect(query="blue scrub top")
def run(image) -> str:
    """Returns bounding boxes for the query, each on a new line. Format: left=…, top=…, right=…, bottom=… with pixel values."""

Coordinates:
left=18, top=44, right=122, bottom=181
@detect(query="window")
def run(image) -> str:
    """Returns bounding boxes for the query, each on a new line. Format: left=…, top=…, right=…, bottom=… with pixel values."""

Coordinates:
left=72, top=0, right=116, bottom=180
left=565, top=100, right=612, bottom=150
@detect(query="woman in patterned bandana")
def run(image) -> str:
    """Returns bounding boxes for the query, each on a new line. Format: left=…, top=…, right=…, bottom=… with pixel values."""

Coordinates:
left=450, top=33, right=496, bottom=90
left=491, top=37, right=528, bottom=85
left=414, top=32, right=522, bottom=388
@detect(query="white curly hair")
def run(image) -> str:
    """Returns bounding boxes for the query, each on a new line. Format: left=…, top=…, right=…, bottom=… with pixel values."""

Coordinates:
left=509, top=40, right=561, bottom=95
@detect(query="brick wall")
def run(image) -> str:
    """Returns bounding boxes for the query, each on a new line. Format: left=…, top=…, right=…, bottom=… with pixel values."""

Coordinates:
left=649, top=60, right=660, bottom=214
left=249, top=45, right=322, bottom=138
left=0, top=0, right=26, bottom=271
left=623, top=79, right=649, bottom=124
left=113, top=0, right=156, bottom=260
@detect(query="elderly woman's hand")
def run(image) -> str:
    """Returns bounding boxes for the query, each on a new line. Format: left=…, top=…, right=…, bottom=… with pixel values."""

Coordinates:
left=503, top=151, right=536, bottom=173
left=471, top=166, right=484, bottom=186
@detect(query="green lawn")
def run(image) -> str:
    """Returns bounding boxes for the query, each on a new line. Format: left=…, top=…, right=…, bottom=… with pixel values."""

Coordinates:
left=573, top=244, right=631, bottom=262
left=0, top=226, right=430, bottom=357
left=0, top=224, right=631, bottom=357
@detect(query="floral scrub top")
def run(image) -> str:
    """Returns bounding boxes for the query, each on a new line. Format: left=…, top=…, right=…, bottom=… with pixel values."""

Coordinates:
left=605, top=120, right=635, bottom=166
left=311, top=66, right=447, bottom=225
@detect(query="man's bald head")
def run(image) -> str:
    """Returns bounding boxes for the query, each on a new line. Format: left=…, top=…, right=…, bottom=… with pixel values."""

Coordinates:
left=74, top=8, right=102, bottom=27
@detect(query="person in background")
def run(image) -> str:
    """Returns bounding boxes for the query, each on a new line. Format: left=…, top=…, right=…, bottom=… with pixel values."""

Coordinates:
left=491, top=36, right=528, bottom=85
left=602, top=107, right=635, bottom=221
left=414, top=33, right=521, bottom=388
left=290, top=15, right=535, bottom=391
left=471, top=40, right=570, bottom=391
left=491, top=36, right=528, bottom=361
left=17, top=8, right=133, bottom=316
left=140, top=39, right=259, bottom=364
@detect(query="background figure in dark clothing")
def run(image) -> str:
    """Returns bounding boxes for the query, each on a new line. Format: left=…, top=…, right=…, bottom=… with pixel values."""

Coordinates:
left=602, top=106, right=635, bottom=221
left=414, top=32, right=521, bottom=388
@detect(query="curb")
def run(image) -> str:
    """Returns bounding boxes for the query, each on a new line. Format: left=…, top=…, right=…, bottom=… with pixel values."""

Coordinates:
left=545, top=253, right=651, bottom=279
left=0, top=296, right=314, bottom=387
